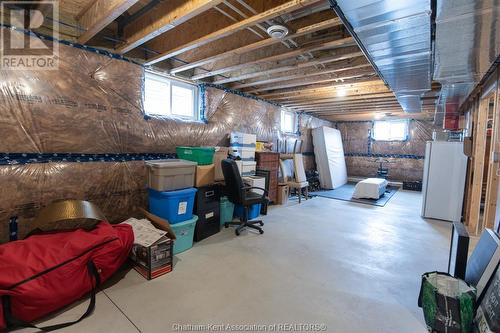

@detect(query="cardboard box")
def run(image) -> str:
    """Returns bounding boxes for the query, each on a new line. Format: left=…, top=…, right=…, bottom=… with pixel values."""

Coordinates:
left=277, top=184, right=289, bottom=205
left=130, top=237, right=173, bottom=280
left=129, top=209, right=177, bottom=280
left=195, top=164, right=215, bottom=187
left=214, top=147, right=229, bottom=181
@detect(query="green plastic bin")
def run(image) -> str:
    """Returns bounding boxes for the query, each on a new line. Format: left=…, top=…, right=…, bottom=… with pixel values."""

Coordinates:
left=176, top=147, right=215, bottom=165
left=170, top=215, right=198, bottom=254
left=220, top=196, right=235, bottom=226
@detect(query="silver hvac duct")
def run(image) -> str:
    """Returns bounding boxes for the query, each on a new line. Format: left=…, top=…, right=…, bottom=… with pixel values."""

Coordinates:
left=434, top=0, right=499, bottom=117
left=330, top=0, right=433, bottom=113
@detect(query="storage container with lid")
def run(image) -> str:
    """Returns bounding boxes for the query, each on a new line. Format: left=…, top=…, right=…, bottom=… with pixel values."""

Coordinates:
left=170, top=215, right=198, bottom=254
left=229, top=146, right=255, bottom=161
left=146, top=159, right=196, bottom=191
left=148, top=188, right=197, bottom=224
left=176, top=146, right=215, bottom=165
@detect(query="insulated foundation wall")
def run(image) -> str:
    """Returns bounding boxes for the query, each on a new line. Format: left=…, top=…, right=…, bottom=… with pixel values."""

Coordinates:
left=333, top=120, right=437, bottom=182
left=0, top=28, right=328, bottom=242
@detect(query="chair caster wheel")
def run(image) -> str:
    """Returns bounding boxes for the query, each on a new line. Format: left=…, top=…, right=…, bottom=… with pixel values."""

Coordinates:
left=259, top=229, right=264, bottom=234
left=235, top=230, right=240, bottom=236
left=259, top=222, right=264, bottom=226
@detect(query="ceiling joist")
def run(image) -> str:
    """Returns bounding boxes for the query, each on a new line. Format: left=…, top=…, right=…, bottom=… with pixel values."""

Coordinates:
left=214, top=50, right=363, bottom=85
left=145, top=0, right=323, bottom=65
left=170, top=17, right=342, bottom=74
left=77, top=0, right=139, bottom=44
left=116, top=0, right=224, bottom=54
left=191, top=36, right=355, bottom=80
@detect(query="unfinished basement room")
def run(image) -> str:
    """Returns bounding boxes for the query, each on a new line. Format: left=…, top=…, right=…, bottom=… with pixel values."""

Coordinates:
left=0, top=0, right=499, bottom=332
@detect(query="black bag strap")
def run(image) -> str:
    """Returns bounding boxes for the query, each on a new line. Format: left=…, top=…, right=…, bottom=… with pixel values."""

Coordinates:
left=2, top=260, right=100, bottom=332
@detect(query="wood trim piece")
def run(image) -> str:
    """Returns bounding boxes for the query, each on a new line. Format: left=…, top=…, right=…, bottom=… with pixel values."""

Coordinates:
left=169, top=17, right=341, bottom=74
left=469, top=97, right=491, bottom=234
left=77, top=0, right=139, bottom=44
left=144, top=0, right=323, bottom=65
left=483, top=69, right=500, bottom=229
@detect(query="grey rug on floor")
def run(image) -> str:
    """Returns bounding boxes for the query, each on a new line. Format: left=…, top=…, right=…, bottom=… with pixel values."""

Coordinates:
left=311, top=182, right=398, bottom=207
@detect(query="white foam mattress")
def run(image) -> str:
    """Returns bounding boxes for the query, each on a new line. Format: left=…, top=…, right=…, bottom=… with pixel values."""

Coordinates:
left=352, top=178, right=388, bottom=199
left=312, top=126, right=348, bottom=189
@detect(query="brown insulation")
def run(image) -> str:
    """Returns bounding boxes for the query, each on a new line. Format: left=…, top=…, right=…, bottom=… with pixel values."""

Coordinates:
left=0, top=29, right=329, bottom=242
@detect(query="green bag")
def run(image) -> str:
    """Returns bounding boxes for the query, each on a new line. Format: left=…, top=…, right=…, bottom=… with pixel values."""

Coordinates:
left=418, top=272, right=476, bottom=333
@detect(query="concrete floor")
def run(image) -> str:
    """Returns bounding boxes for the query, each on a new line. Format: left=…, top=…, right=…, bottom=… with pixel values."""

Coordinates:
left=19, top=190, right=454, bottom=333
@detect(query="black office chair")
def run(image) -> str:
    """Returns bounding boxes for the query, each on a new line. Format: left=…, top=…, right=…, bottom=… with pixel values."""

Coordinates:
left=221, top=159, right=268, bottom=236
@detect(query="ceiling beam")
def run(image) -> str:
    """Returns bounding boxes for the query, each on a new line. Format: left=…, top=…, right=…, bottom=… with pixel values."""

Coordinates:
left=76, top=0, right=139, bottom=44
left=191, top=36, right=355, bottom=80
left=284, top=94, right=396, bottom=106
left=116, top=0, right=224, bottom=54
left=233, top=61, right=369, bottom=89
left=245, top=70, right=375, bottom=93
left=299, top=99, right=400, bottom=107
left=287, top=97, right=398, bottom=109
left=214, top=50, right=363, bottom=85
left=145, top=0, right=323, bottom=65
left=170, top=17, right=341, bottom=74
left=259, top=78, right=385, bottom=98
left=298, top=103, right=402, bottom=112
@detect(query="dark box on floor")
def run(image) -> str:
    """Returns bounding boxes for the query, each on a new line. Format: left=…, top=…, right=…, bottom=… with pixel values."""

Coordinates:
left=130, top=209, right=177, bottom=280
left=130, top=237, right=173, bottom=280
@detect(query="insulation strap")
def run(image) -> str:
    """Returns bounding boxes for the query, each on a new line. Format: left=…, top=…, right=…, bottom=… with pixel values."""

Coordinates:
left=0, top=153, right=177, bottom=165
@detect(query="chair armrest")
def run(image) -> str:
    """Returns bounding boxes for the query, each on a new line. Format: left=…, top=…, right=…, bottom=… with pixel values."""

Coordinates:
left=242, top=186, right=269, bottom=195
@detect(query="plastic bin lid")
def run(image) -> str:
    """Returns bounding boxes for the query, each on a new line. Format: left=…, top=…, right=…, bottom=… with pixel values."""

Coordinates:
left=170, top=215, right=199, bottom=228
left=176, top=146, right=215, bottom=151
left=148, top=187, right=197, bottom=196
left=145, top=159, right=197, bottom=168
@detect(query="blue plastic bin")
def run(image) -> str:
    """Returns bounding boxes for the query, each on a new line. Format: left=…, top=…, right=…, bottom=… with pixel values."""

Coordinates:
left=148, top=188, right=197, bottom=224
left=171, top=215, right=198, bottom=254
left=234, top=203, right=261, bottom=220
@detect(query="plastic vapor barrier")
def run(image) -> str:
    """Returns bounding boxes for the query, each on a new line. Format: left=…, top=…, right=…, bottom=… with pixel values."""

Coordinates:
left=0, top=28, right=329, bottom=242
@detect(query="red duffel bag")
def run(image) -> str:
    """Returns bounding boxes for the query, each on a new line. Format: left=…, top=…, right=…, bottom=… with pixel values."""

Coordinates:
left=0, top=221, right=133, bottom=331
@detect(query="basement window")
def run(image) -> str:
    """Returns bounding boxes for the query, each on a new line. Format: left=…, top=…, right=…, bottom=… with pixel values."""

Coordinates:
left=372, top=120, right=409, bottom=141
left=144, top=71, right=198, bottom=119
left=281, top=110, right=297, bottom=134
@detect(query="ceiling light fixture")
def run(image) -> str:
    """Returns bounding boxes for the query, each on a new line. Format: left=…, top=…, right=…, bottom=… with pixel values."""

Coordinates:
left=266, top=25, right=289, bottom=39
left=336, top=87, right=347, bottom=97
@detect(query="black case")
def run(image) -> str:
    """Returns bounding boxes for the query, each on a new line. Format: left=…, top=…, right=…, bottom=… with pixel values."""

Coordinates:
left=194, top=203, right=220, bottom=242
left=195, top=184, right=221, bottom=212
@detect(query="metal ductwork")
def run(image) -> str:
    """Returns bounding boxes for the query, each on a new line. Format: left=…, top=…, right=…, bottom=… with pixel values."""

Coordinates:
left=329, top=0, right=433, bottom=113
left=434, top=0, right=499, bottom=126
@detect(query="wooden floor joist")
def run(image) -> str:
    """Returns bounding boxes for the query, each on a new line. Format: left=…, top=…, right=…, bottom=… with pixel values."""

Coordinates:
left=284, top=94, right=396, bottom=107
left=116, top=0, right=224, bottom=54
left=245, top=70, right=376, bottom=93
left=213, top=51, right=363, bottom=85
left=234, top=62, right=370, bottom=89
left=299, top=102, right=402, bottom=111
left=77, top=0, right=139, bottom=44
left=169, top=17, right=341, bottom=74
left=191, top=37, right=355, bottom=80
left=144, top=0, right=323, bottom=65
left=259, top=79, right=387, bottom=99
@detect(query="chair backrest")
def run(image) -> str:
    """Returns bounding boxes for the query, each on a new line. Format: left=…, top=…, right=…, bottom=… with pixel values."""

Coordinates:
left=221, top=159, right=245, bottom=204
left=279, top=159, right=293, bottom=183
left=293, top=153, right=307, bottom=183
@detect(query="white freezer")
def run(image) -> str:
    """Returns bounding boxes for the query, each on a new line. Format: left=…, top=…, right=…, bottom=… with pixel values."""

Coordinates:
left=312, top=126, right=348, bottom=189
left=421, top=141, right=468, bottom=221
